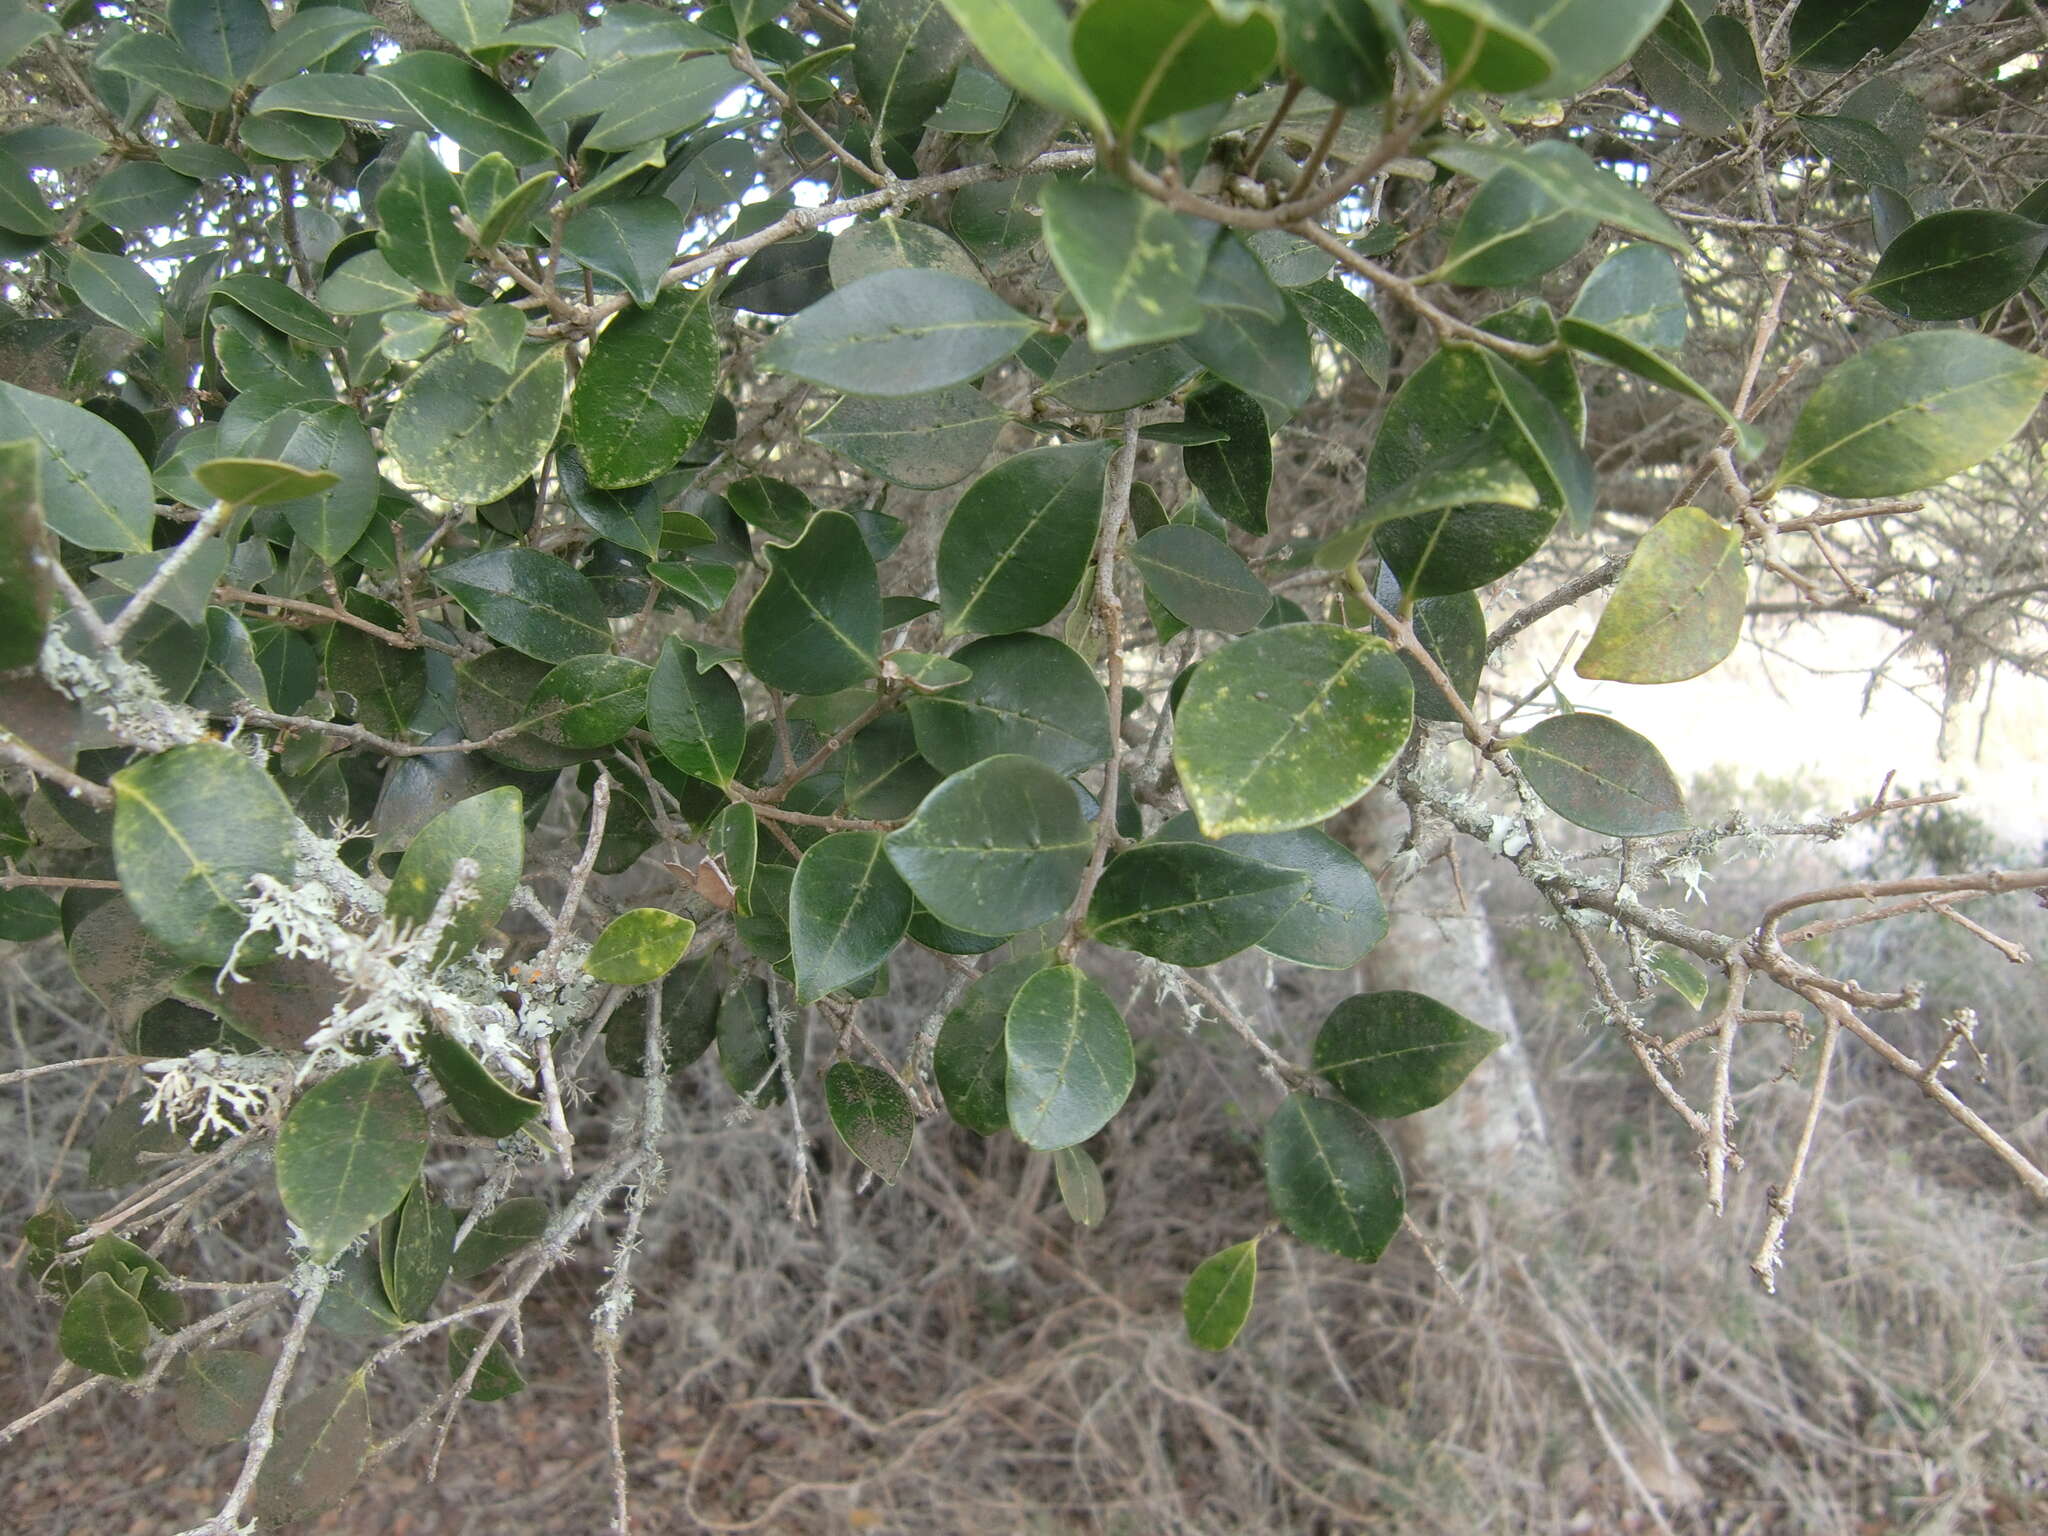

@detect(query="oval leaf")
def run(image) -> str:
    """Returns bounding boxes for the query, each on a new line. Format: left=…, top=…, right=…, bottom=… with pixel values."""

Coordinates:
left=275, top=1059, right=430, bottom=1264
left=791, top=831, right=912, bottom=1004
left=1509, top=713, right=1689, bottom=837
left=1262, top=1094, right=1403, bottom=1263
left=1182, top=1238, right=1258, bottom=1350
left=1004, top=963, right=1134, bottom=1151
left=1087, top=843, right=1308, bottom=966
left=1577, top=506, right=1746, bottom=685
left=885, top=755, right=1091, bottom=935
left=385, top=784, right=525, bottom=966
left=760, top=269, right=1037, bottom=396
left=939, top=439, right=1112, bottom=637
left=585, top=908, right=696, bottom=985
left=1312, top=990, right=1505, bottom=1118
left=824, top=1060, right=915, bottom=1183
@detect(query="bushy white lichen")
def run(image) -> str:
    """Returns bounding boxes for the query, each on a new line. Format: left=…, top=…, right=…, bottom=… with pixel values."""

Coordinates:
left=141, top=1049, right=294, bottom=1143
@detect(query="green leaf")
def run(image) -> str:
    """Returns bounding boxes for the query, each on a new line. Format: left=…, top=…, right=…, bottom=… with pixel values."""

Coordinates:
left=101, top=32, right=231, bottom=110
left=606, top=958, right=723, bottom=1075
left=176, top=1350, right=270, bottom=1446
left=583, top=55, right=740, bottom=152
left=1631, top=13, right=1763, bottom=137
left=934, top=954, right=1042, bottom=1133
left=65, top=248, right=163, bottom=345
left=570, top=284, right=718, bottom=489
left=324, top=610, right=426, bottom=738
left=827, top=215, right=980, bottom=288
left=0, top=0, right=56, bottom=70
left=586, top=908, right=696, bottom=985
left=422, top=1032, right=542, bottom=1139
left=1771, top=332, right=2048, bottom=499
left=1275, top=0, right=1397, bottom=107
left=526, top=654, right=648, bottom=748
left=1313, top=990, right=1504, bottom=1118
left=809, top=383, right=1005, bottom=490
left=448, top=1326, right=526, bottom=1401
left=376, top=134, right=469, bottom=298
left=1568, top=243, right=1686, bottom=353
left=1130, top=525, right=1271, bottom=634
left=790, top=832, right=912, bottom=1004
left=1042, top=180, right=1211, bottom=351
left=381, top=1179, right=454, bottom=1321
left=1181, top=380, right=1273, bottom=536
left=1087, top=842, right=1308, bottom=965
left=1174, top=624, right=1413, bottom=838
left=1072, top=0, right=1278, bottom=138
left=561, top=198, right=684, bottom=308
left=450, top=1196, right=548, bottom=1279
left=939, top=440, right=1111, bottom=637
left=1577, top=506, right=1745, bottom=685
left=1431, top=138, right=1686, bottom=252
left=192, top=456, right=339, bottom=506
left=433, top=547, right=609, bottom=664
left=907, top=632, right=1111, bottom=776
left=1509, top=713, right=1689, bottom=837
left=250, top=1369, right=371, bottom=1526
left=111, top=743, right=297, bottom=965
left=1004, top=964, right=1134, bottom=1151
left=1796, top=113, right=1910, bottom=194
left=276, top=1060, right=429, bottom=1264
left=647, top=635, right=746, bottom=784
left=1042, top=336, right=1200, bottom=413
left=1184, top=301, right=1315, bottom=429
left=1559, top=315, right=1756, bottom=451
left=1365, top=565, right=1486, bottom=725
left=1292, top=278, right=1389, bottom=386
left=937, top=0, right=1103, bottom=129
left=412, top=0, right=512, bottom=53
left=320, top=250, right=418, bottom=315
left=0, top=143, right=57, bottom=236
left=854, top=0, right=969, bottom=151
left=824, top=1061, right=915, bottom=1183
left=387, top=344, right=569, bottom=505
left=59, top=1270, right=152, bottom=1378
left=373, top=52, right=553, bottom=164
left=1860, top=210, right=2048, bottom=322
left=717, top=976, right=790, bottom=1106
left=1438, top=161, right=1599, bottom=288
left=761, top=269, right=1037, bottom=396
left=0, top=380, right=153, bottom=553
left=0, top=439, right=47, bottom=669
left=1409, top=0, right=1554, bottom=92
left=1152, top=812, right=1387, bottom=970
left=1790, top=0, right=1932, bottom=72
left=1650, top=948, right=1710, bottom=1010
left=741, top=511, right=882, bottom=696
left=1053, top=1142, right=1106, bottom=1226
left=168, top=0, right=270, bottom=85
left=649, top=560, right=740, bottom=614
left=248, top=405, right=382, bottom=564
left=1182, top=1239, right=1258, bottom=1350
left=886, top=755, right=1091, bottom=935
left=385, top=784, right=525, bottom=964
left=1263, top=1094, right=1403, bottom=1262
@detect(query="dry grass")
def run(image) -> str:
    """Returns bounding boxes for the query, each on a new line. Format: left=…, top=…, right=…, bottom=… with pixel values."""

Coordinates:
left=4, top=802, right=2046, bottom=1535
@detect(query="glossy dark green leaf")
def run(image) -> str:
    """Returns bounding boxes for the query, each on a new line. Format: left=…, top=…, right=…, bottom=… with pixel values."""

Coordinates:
left=570, top=284, right=718, bottom=489
left=1860, top=210, right=2048, bottom=323
left=1130, top=525, right=1271, bottom=634
left=1558, top=315, right=1755, bottom=452
left=381, top=1179, right=454, bottom=1321
left=0, top=143, right=58, bottom=235
left=1771, top=332, right=2048, bottom=499
left=213, top=271, right=345, bottom=348
left=1004, top=963, right=1133, bottom=1151
left=59, top=1270, right=151, bottom=1378
left=605, top=958, right=722, bottom=1075
left=939, top=440, right=1111, bottom=637
left=1263, top=1094, right=1402, bottom=1262
left=1182, top=1238, right=1258, bottom=1350
left=454, top=648, right=586, bottom=770
left=721, top=231, right=835, bottom=318
left=1631, top=14, right=1764, bottom=137
left=65, top=248, right=163, bottom=344
left=411, top=0, right=511, bottom=53
left=0, top=380, right=153, bottom=552
left=725, top=474, right=814, bottom=542
left=647, top=635, right=746, bottom=784
left=325, top=614, right=426, bottom=739
left=1174, top=624, right=1413, bottom=838
left=1292, top=278, right=1389, bottom=386
left=526, top=654, right=648, bottom=748
left=450, top=1196, right=549, bottom=1279
left=583, top=55, right=740, bottom=153
left=1409, top=0, right=1554, bottom=93
left=825, top=1060, right=915, bottom=1183
left=586, top=907, right=696, bottom=984
left=791, top=831, right=913, bottom=1003
left=1438, top=162, right=1600, bottom=288
left=1184, top=302, right=1314, bottom=429
left=1072, top=0, right=1277, bottom=136
left=110, top=742, right=297, bottom=965
left=1313, top=989, right=1505, bottom=1118
left=191, top=456, right=339, bottom=506
left=1043, top=179, right=1211, bottom=351
left=1568, top=243, right=1686, bottom=353
left=1041, top=336, right=1200, bottom=413
left=1363, top=564, right=1486, bottom=724
left=885, top=755, right=1090, bottom=935
left=385, top=784, right=525, bottom=964
left=717, top=976, right=788, bottom=1106
left=434, top=547, right=609, bottom=664
left=829, top=216, right=979, bottom=289
left=560, top=199, right=684, bottom=308
left=1577, top=506, right=1745, bottom=685
left=376, top=134, right=468, bottom=297
left=1181, top=379, right=1272, bottom=536
left=1509, top=713, right=1689, bottom=837
left=250, top=1369, right=371, bottom=1526
left=1796, top=113, right=1910, bottom=193
left=760, top=269, right=1036, bottom=396
left=933, top=954, right=1041, bottom=1133
left=246, top=406, right=380, bottom=563
left=741, top=511, right=883, bottom=696
left=423, top=1031, right=543, bottom=1139
left=387, top=344, right=569, bottom=505
left=707, top=803, right=759, bottom=916
left=1274, top=0, right=1396, bottom=106
left=907, top=633, right=1110, bottom=776
left=1153, top=811, right=1387, bottom=970
left=176, top=1349, right=270, bottom=1446
left=373, top=52, right=552, bottom=163
left=1088, top=843, right=1307, bottom=965
left=809, top=383, right=1005, bottom=489
left=1432, top=139, right=1685, bottom=252
left=276, top=1059, right=429, bottom=1264
left=854, top=0, right=969, bottom=150
left=935, top=0, right=1102, bottom=129
left=1789, top=0, right=1931, bottom=72
left=448, top=1326, right=526, bottom=1401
